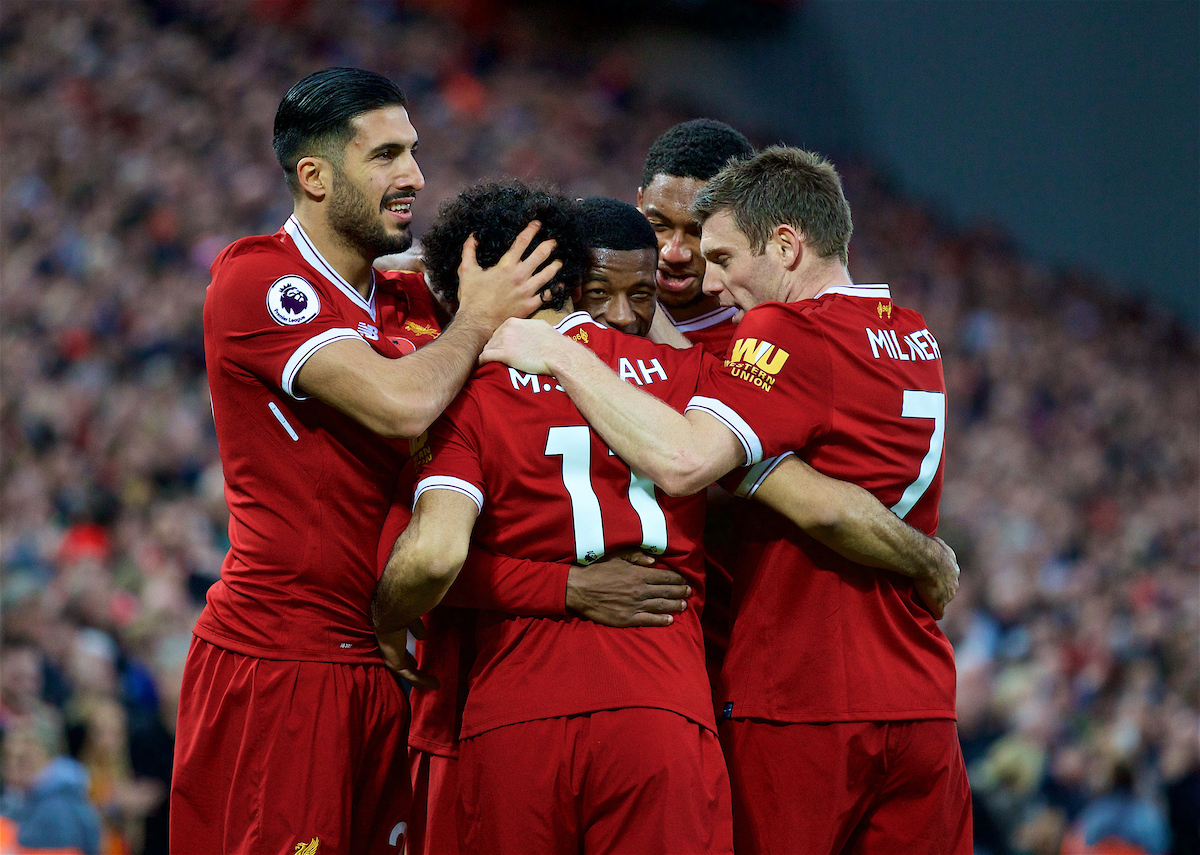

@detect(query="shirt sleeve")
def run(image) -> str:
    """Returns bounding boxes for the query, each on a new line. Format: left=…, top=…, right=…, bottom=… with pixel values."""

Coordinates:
left=208, top=249, right=364, bottom=400
left=414, top=388, right=571, bottom=615
left=686, top=304, right=834, bottom=463
left=412, top=389, right=486, bottom=504
left=442, top=550, right=570, bottom=615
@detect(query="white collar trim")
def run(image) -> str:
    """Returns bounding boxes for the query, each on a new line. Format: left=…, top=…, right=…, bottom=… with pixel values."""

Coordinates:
left=555, top=311, right=606, bottom=334
left=670, top=305, right=739, bottom=333
left=284, top=216, right=377, bottom=320
left=815, top=283, right=892, bottom=300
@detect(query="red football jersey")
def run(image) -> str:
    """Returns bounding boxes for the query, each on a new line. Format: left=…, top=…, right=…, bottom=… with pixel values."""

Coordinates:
left=414, top=312, right=718, bottom=739
left=670, top=304, right=739, bottom=358
left=688, top=284, right=958, bottom=723
left=672, top=304, right=742, bottom=704
left=197, top=217, right=442, bottom=663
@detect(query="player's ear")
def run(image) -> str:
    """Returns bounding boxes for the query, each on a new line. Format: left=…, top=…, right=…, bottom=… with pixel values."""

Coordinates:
left=773, top=224, right=803, bottom=269
left=296, top=156, right=330, bottom=202
left=636, top=186, right=644, bottom=210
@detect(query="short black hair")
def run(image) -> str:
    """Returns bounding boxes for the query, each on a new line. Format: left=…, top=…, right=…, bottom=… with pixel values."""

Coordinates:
left=273, top=67, right=408, bottom=196
left=640, top=119, right=754, bottom=188
left=422, top=180, right=588, bottom=312
left=578, top=196, right=657, bottom=253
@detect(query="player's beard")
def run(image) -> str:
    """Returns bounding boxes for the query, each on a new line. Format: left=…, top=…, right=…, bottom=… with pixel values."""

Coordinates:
left=327, top=165, right=414, bottom=261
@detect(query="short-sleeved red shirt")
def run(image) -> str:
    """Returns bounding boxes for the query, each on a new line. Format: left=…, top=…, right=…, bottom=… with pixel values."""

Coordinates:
left=197, top=217, right=442, bottom=663
left=688, top=284, right=958, bottom=723
left=414, top=312, right=718, bottom=739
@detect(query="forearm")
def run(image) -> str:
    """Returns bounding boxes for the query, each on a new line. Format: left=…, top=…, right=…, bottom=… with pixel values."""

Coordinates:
left=373, top=518, right=469, bottom=633
left=377, top=310, right=494, bottom=437
left=809, top=491, right=943, bottom=577
left=753, top=458, right=942, bottom=577
left=546, top=338, right=717, bottom=495
left=297, top=310, right=493, bottom=440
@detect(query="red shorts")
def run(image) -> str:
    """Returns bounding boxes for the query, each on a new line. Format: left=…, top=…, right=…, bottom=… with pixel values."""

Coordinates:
left=169, top=636, right=411, bottom=855
left=720, top=718, right=972, bottom=855
left=457, top=709, right=732, bottom=854
left=408, top=748, right=460, bottom=855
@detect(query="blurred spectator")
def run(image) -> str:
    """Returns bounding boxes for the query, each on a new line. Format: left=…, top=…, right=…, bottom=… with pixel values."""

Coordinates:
left=77, top=700, right=164, bottom=855
left=0, top=717, right=101, bottom=855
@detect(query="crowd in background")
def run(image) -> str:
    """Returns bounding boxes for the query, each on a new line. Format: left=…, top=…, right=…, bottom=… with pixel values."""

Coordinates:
left=0, top=1, right=1196, bottom=853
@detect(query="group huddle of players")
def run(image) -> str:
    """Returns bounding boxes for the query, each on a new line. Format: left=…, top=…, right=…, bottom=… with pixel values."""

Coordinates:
left=167, top=67, right=971, bottom=855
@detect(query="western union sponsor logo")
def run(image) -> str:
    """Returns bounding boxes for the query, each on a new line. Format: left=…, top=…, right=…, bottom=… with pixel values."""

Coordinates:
left=728, top=338, right=790, bottom=375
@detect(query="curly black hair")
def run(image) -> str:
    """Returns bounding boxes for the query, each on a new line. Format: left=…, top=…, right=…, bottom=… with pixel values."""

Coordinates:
left=578, top=196, right=657, bottom=252
left=640, top=119, right=754, bottom=188
left=421, top=180, right=588, bottom=312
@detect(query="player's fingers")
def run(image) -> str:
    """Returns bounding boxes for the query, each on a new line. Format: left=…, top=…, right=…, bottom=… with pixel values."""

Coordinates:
left=612, top=550, right=657, bottom=567
left=644, top=584, right=691, bottom=602
left=625, top=613, right=675, bottom=628
left=458, top=234, right=479, bottom=273
left=397, top=666, right=440, bottom=690
left=525, top=258, right=563, bottom=291
left=645, top=569, right=689, bottom=588
left=641, top=597, right=688, bottom=614
left=517, top=235, right=558, bottom=274
left=499, top=220, right=543, bottom=264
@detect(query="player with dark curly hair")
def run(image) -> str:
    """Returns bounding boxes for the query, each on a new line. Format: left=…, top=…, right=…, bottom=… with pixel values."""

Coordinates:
left=376, top=179, right=734, bottom=853
left=421, top=180, right=588, bottom=313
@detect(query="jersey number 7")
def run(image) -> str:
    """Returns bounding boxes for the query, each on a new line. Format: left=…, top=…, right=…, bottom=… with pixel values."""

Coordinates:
left=890, top=390, right=946, bottom=519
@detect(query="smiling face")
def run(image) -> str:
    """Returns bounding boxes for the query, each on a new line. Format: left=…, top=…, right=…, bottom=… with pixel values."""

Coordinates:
left=637, top=174, right=709, bottom=311
left=326, top=105, right=425, bottom=260
left=578, top=247, right=659, bottom=337
left=699, top=210, right=782, bottom=312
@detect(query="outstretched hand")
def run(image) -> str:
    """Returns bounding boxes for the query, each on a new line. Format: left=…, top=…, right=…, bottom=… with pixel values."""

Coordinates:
left=456, top=221, right=562, bottom=330
left=565, top=552, right=691, bottom=628
left=914, top=536, right=960, bottom=620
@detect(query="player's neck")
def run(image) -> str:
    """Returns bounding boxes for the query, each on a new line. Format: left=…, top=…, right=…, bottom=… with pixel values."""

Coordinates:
left=292, top=208, right=374, bottom=298
left=663, top=291, right=725, bottom=323
left=532, top=305, right=572, bottom=326
left=785, top=261, right=852, bottom=304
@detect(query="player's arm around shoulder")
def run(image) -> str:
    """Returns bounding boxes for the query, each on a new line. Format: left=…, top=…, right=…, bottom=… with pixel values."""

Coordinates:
left=297, top=224, right=560, bottom=439
left=481, top=319, right=743, bottom=496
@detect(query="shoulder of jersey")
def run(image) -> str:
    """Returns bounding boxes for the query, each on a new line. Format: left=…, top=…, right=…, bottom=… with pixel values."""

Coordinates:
left=210, top=232, right=301, bottom=283
left=375, top=268, right=427, bottom=293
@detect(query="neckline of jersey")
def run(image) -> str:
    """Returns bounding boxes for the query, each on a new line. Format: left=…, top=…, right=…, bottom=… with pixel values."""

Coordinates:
left=284, top=216, right=378, bottom=321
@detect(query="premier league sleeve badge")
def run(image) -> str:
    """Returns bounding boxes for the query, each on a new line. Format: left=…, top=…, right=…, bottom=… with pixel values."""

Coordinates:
left=266, top=276, right=321, bottom=325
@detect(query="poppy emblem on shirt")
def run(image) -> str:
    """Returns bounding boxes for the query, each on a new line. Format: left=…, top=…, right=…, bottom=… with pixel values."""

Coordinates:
left=389, top=336, right=417, bottom=355
left=267, top=276, right=320, bottom=325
